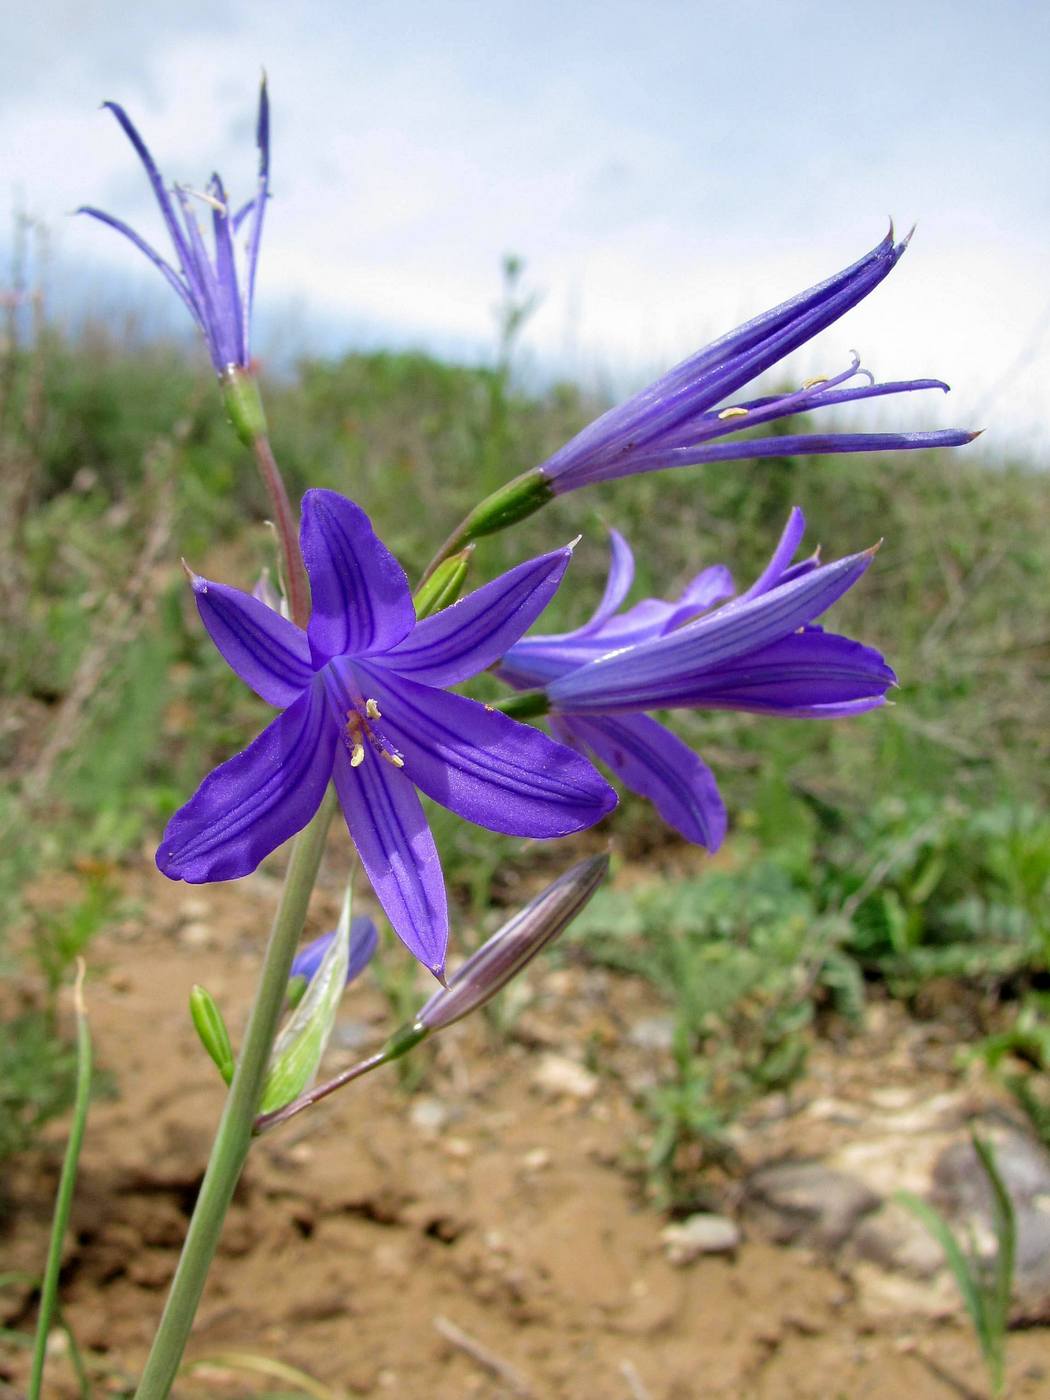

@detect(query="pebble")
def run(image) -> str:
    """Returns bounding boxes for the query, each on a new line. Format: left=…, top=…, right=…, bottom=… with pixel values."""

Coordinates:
left=410, top=1096, right=452, bottom=1133
left=747, top=1161, right=880, bottom=1248
left=661, top=1213, right=741, bottom=1264
left=628, top=1016, right=675, bottom=1052
left=532, top=1054, right=599, bottom=1101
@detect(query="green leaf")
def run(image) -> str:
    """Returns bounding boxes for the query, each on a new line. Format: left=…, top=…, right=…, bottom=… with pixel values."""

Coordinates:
left=259, top=891, right=352, bottom=1115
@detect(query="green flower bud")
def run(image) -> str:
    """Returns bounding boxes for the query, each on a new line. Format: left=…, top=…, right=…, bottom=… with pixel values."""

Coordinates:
left=413, top=546, right=474, bottom=620
left=220, top=367, right=268, bottom=448
left=189, top=985, right=235, bottom=1086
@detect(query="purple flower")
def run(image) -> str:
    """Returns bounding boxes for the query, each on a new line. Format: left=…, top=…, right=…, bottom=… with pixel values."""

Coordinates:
left=535, top=232, right=973, bottom=493
left=78, top=80, right=270, bottom=375
left=157, top=489, right=616, bottom=978
left=499, top=508, right=894, bottom=850
left=290, top=916, right=379, bottom=987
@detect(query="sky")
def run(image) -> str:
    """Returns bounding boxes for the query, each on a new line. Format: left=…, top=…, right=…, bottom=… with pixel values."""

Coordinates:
left=3, top=0, right=1049, bottom=455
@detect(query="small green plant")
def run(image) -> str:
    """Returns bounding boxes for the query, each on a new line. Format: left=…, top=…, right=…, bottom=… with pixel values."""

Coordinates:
left=570, top=863, right=830, bottom=1206
left=897, top=1135, right=1016, bottom=1398
left=0, top=1012, right=78, bottom=1170
left=977, top=992, right=1050, bottom=1150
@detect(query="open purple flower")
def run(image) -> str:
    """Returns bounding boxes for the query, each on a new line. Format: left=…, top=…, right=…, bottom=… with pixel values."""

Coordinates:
left=79, top=80, right=269, bottom=375
left=157, top=489, right=616, bottom=978
left=499, top=509, right=894, bottom=850
left=535, top=231, right=973, bottom=493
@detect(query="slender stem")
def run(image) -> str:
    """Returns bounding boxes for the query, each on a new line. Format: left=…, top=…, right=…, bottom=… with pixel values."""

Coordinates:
left=251, top=434, right=311, bottom=628
left=28, top=962, right=92, bottom=1400
left=133, top=796, right=335, bottom=1400
left=253, top=1047, right=392, bottom=1135
left=417, top=468, right=554, bottom=586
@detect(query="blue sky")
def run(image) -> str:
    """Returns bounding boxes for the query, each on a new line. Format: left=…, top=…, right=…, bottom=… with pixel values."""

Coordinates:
left=4, top=0, right=1049, bottom=453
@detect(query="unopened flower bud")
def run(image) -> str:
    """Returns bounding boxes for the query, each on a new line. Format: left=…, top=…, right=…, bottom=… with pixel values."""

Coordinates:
left=413, top=545, right=474, bottom=620
left=189, top=984, right=235, bottom=1085
left=415, top=853, right=608, bottom=1033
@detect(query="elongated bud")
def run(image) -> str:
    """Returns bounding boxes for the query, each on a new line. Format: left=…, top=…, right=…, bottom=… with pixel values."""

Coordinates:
left=417, top=853, right=608, bottom=1032
left=189, top=984, right=235, bottom=1085
left=414, top=545, right=474, bottom=620
left=220, top=366, right=268, bottom=447
left=447, top=469, right=554, bottom=552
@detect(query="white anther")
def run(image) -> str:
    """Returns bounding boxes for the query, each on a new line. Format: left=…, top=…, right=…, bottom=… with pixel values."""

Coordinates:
left=177, top=183, right=229, bottom=216
left=718, top=406, right=749, bottom=420
left=801, top=375, right=829, bottom=389
left=350, top=742, right=366, bottom=768
left=365, top=698, right=382, bottom=720
left=381, top=751, right=405, bottom=768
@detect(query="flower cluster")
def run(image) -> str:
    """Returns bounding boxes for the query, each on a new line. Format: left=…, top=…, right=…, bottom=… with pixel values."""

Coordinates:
left=91, top=85, right=974, bottom=981
left=499, top=509, right=893, bottom=849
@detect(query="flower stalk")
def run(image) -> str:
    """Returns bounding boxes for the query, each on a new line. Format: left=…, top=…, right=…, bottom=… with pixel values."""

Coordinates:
left=133, top=793, right=335, bottom=1400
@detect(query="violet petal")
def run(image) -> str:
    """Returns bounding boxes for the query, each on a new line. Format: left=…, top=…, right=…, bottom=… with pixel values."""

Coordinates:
left=300, top=489, right=414, bottom=665
left=157, top=676, right=336, bottom=883
left=566, top=713, right=727, bottom=850
left=332, top=743, right=448, bottom=977
left=191, top=574, right=314, bottom=706
left=358, top=664, right=617, bottom=838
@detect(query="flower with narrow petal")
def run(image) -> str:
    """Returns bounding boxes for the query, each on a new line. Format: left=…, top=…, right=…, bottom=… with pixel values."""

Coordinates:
left=535, top=231, right=973, bottom=494
left=79, top=80, right=270, bottom=375
left=499, top=508, right=894, bottom=850
left=157, top=489, right=616, bottom=978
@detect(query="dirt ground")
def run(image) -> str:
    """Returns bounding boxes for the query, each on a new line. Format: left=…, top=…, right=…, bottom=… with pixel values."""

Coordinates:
left=3, top=840, right=1049, bottom=1399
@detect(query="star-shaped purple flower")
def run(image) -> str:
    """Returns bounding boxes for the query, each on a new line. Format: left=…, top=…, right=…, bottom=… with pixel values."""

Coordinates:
left=158, top=489, right=617, bottom=977
left=78, top=80, right=269, bottom=375
left=499, top=509, right=894, bottom=850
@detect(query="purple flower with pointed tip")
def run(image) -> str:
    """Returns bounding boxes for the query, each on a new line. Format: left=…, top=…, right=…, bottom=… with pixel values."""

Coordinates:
left=157, top=489, right=616, bottom=979
left=290, top=916, right=379, bottom=987
left=499, top=508, right=895, bottom=851
left=534, top=232, right=974, bottom=493
left=79, top=80, right=269, bottom=375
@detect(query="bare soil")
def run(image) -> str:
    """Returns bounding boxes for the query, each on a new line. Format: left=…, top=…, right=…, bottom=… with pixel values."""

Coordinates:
left=3, top=840, right=1048, bottom=1399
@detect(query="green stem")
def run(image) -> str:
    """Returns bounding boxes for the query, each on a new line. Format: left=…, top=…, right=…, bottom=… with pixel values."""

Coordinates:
left=251, top=434, right=311, bottom=629
left=418, top=468, right=554, bottom=585
left=133, top=795, right=335, bottom=1400
left=29, top=962, right=92, bottom=1400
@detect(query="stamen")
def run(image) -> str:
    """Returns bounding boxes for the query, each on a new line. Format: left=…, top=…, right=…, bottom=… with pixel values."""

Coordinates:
left=365, top=698, right=382, bottom=720
left=718, top=406, right=749, bottom=420
left=177, top=183, right=228, bottom=216
left=350, top=742, right=366, bottom=768
left=801, top=375, right=829, bottom=389
left=381, top=751, right=405, bottom=768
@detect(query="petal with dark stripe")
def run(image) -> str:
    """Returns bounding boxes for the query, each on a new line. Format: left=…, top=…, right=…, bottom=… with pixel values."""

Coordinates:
left=381, top=545, right=571, bottom=686
left=548, top=549, right=876, bottom=712
left=157, top=676, right=335, bottom=883
left=332, top=744, right=448, bottom=978
left=300, top=489, right=414, bottom=665
left=358, top=665, right=617, bottom=837
left=564, top=713, right=726, bottom=850
left=191, top=574, right=314, bottom=706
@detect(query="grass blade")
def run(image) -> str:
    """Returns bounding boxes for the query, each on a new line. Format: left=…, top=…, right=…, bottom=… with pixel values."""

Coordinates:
left=28, top=960, right=92, bottom=1400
